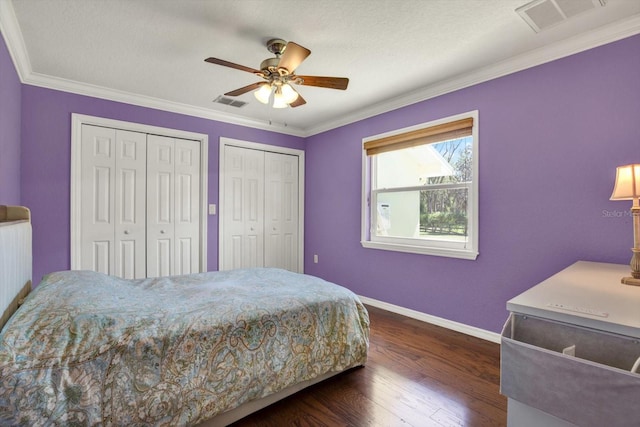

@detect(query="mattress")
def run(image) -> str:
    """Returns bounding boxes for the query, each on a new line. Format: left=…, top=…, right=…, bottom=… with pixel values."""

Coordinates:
left=0, top=268, right=369, bottom=425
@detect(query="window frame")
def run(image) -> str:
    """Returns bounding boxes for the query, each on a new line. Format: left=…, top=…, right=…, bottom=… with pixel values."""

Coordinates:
left=360, top=111, right=479, bottom=260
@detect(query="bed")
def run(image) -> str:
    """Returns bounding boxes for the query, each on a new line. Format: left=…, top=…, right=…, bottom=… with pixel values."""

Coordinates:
left=0, top=207, right=369, bottom=426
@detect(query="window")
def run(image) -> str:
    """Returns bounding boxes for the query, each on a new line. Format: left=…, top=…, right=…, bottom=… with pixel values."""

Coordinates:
left=361, top=111, right=478, bottom=260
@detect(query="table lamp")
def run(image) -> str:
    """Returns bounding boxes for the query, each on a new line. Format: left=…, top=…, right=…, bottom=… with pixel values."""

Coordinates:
left=610, top=164, right=640, bottom=286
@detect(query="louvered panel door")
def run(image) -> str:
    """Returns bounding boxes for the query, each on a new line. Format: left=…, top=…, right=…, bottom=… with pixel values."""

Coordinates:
left=80, top=125, right=117, bottom=274
left=174, top=139, right=201, bottom=275
left=147, top=135, right=176, bottom=277
left=222, top=145, right=264, bottom=270
left=264, top=152, right=299, bottom=271
left=114, top=130, right=147, bottom=279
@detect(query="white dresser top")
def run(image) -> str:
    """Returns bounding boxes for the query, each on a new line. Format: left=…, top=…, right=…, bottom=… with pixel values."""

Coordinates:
left=507, top=261, right=640, bottom=338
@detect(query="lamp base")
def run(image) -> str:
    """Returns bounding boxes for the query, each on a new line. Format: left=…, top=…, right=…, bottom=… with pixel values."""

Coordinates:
left=621, top=276, right=640, bottom=286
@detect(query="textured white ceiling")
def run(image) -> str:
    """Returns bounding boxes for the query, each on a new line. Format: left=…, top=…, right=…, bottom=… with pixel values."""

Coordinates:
left=4, top=0, right=640, bottom=135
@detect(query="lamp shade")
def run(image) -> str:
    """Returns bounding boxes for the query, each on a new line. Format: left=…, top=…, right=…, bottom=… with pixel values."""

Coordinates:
left=254, top=83, right=272, bottom=104
left=272, top=87, right=289, bottom=109
left=280, top=83, right=299, bottom=104
left=611, top=164, right=640, bottom=200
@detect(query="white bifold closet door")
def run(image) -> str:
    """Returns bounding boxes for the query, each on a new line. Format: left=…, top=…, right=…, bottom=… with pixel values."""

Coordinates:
left=264, top=150, right=299, bottom=271
left=80, top=126, right=147, bottom=279
left=223, top=146, right=264, bottom=269
left=222, top=145, right=299, bottom=272
left=79, top=125, right=200, bottom=279
left=146, top=135, right=201, bottom=277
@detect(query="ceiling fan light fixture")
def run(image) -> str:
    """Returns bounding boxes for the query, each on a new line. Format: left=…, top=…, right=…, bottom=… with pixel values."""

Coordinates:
left=206, top=38, right=349, bottom=109
left=280, top=83, right=299, bottom=104
left=272, top=87, right=289, bottom=108
left=254, top=83, right=272, bottom=104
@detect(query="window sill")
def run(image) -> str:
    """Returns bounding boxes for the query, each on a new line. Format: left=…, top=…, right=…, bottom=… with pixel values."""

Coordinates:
left=361, top=240, right=478, bottom=260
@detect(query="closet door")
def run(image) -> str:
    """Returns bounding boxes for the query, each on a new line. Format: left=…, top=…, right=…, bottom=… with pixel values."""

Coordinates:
left=80, top=125, right=116, bottom=274
left=264, top=152, right=299, bottom=271
left=147, top=135, right=201, bottom=277
left=147, top=135, right=176, bottom=277
left=73, top=116, right=207, bottom=278
left=174, top=139, right=201, bottom=275
left=222, top=145, right=265, bottom=270
left=114, top=130, right=147, bottom=279
left=80, top=126, right=146, bottom=277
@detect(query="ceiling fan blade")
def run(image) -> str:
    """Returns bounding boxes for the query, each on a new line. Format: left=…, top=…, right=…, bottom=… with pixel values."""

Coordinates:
left=224, top=82, right=264, bottom=97
left=289, top=93, right=306, bottom=108
left=295, top=75, right=349, bottom=90
left=277, top=42, right=311, bottom=74
left=204, top=57, right=262, bottom=75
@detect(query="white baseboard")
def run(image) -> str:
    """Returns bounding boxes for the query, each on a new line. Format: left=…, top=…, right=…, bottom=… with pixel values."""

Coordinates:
left=358, top=295, right=501, bottom=344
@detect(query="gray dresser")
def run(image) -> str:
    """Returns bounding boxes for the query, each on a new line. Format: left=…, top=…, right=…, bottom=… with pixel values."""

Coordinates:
left=501, top=261, right=640, bottom=427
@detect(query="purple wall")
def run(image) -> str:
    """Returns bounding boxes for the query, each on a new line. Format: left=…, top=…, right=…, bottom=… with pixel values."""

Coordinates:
left=19, top=87, right=304, bottom=283
left=304, top=34, right=640, bottom=333
left=0, top=32, right=22, bottom=205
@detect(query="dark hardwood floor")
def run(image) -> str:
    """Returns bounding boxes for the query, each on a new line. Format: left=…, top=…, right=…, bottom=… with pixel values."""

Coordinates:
left=231, top=305, right=507, bottom=426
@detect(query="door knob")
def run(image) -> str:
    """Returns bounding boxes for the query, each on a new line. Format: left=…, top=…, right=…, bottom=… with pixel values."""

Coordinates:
left=160, top=230, right=166, bottom=234
left=124, top=230, right=130, bottom=235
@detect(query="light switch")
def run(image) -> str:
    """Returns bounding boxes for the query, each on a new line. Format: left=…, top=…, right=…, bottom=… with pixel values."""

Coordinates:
left=208, top=204, right=216, bottom=215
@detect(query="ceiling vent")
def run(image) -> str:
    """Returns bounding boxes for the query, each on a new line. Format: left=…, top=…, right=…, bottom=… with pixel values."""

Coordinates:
left=517, top=0, right=607, bottom=32
left=213, top=96, right=248, bottom=108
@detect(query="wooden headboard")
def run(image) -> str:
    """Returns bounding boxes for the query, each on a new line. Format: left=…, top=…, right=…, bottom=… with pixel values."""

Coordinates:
left=0, top=205, right=32, bottom=330
left=0, top=205, right=31, bottom=222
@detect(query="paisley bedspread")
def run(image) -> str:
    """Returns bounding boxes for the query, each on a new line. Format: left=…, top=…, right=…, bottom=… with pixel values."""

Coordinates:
left=0, top=268, right=369, bottom=426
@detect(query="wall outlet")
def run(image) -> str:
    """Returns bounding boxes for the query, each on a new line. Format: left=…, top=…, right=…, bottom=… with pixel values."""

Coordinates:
left=208, top=204, right=216, bottom=215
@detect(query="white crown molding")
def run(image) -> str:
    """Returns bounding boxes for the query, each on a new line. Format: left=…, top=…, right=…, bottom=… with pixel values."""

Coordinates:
left=0, top=0, right=31, bottom=81
left=305, top=13, right=640, bottom=136
left=358, top=295, right=502, bottom=344
left=25, top=71, right=307, bottom=137
left=2, top=0, right=639, bottom=138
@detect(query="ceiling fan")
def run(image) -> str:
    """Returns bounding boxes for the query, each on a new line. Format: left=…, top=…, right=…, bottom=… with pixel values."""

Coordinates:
left=205, top=39, right=349, bottom=108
